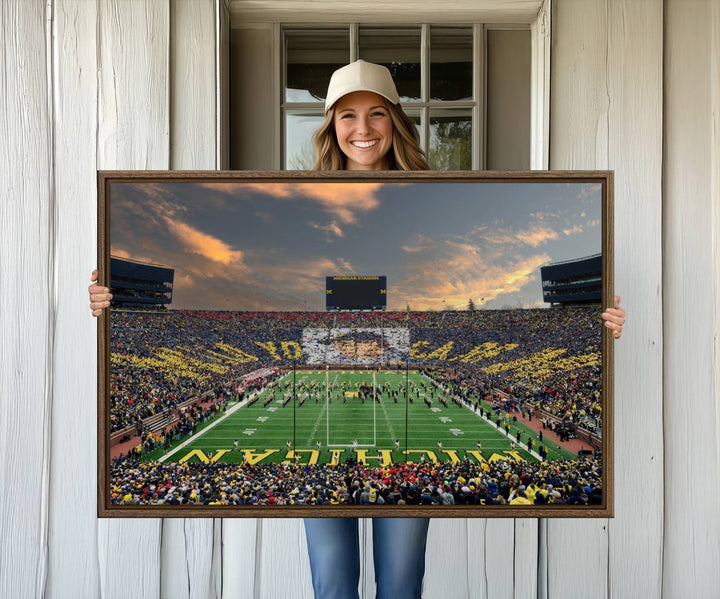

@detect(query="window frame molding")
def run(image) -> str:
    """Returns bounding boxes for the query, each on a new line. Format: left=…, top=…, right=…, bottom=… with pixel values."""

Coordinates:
left=232, top=1, right=551, bottom=170
left=281, top=23, right=488, bottom=170
left=228, top=1, right=545, bottom=25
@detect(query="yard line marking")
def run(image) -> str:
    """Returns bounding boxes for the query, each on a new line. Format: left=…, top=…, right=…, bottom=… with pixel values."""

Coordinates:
left=158, top=387, right=264, bottom=463
left=306, top=401, right=328, bottom=445
left=378, top=396, right=396, bottom=441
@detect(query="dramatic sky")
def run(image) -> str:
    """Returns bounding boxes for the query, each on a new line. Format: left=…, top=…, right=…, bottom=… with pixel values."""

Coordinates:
left=110, top=179, right=602, bottom=311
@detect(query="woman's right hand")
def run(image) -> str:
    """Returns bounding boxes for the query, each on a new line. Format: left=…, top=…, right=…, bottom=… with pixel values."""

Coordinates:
left=89, top=269, right=112, bottom=317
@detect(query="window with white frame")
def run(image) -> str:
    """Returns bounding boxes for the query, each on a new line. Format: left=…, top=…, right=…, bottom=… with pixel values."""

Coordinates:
left=229, top=23, right=530, bottom=171
left=283, top=25, right=488, bottom=171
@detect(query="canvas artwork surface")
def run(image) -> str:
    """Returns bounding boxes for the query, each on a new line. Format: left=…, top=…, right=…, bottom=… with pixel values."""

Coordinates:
left=98, top=171, right=613, bottom=517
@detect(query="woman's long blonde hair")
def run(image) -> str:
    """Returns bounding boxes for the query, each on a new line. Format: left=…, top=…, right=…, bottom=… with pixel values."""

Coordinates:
left=312, top=100, right=430, bottom=171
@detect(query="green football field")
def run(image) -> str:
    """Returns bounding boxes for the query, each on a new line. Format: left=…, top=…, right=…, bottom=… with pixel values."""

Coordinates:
left=155, top=370, right=576, bottom=466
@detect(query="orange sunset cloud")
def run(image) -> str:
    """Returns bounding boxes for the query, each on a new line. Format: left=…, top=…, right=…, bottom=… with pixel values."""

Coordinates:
left=164, top=217, right=244, bottom=265
left=112, top=248, right=131, bottom=259
left=515, top=225, right=559, bottom=247
left=563, top=224, right=584, bottom=236
left=110, top=248, right=164, bottom=267
left=478, top=224, right=559, bottom=248
left=394, top=238, right=550, bottom=310
left=195, top=181, right=385, bottom=224
left=310, top=220, right=345, bottom=238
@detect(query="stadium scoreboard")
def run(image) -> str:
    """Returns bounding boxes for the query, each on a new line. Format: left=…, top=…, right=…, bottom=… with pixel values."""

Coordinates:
left=326, top=276, right=386, bottom=311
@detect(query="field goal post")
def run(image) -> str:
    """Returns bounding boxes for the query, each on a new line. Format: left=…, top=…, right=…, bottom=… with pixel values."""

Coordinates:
left=325, top=367, right=377, bottom=448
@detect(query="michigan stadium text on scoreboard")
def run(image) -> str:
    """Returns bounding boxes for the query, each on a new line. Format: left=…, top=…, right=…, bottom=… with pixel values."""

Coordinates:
left=97, top=170, right=614, bottom=518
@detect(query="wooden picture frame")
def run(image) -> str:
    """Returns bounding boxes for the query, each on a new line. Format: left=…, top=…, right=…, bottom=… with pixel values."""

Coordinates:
left=98, top=170, right=614, bottom=518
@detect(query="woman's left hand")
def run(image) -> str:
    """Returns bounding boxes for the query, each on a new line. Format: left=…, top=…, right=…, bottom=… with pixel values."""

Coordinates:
left=602, top=295, right=625, bottom=339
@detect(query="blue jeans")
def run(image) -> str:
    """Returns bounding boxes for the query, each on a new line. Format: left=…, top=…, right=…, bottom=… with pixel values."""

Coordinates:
left=304, top=517, right=430, bottom=599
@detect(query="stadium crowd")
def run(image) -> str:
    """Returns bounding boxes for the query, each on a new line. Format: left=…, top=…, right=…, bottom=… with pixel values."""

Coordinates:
left=109, top=453, right=602, bottom=507
left=110, top=307, right=602, bottom=436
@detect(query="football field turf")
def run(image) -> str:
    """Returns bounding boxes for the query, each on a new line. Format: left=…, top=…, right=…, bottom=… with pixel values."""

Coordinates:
left=158, top=370, right=577, bottom=466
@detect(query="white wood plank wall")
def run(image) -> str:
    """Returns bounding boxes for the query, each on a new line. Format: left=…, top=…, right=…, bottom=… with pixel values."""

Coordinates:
left=0, top=1, right=53, bottom=598
left=663, top=1, right=720, bottom=597
left=47, top=0, right=100, bottom=596
left=550, top=2, right=664, bottom=599
left=1, top=1, right=718, bottom=597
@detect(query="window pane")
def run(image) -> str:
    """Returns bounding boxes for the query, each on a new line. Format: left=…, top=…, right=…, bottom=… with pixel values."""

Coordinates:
left=359, top=28, right=421, bottom=102
left=486, top=29, right=530, bottom=169
left=285, top=112, right=324, bottom=169
left=429, top=109, right=472, bottom=170
left=430, top=27, right=473, bottom=101
left=286, top=30, right=349, bottom=103
left=402, top=109, right=423, bottom=148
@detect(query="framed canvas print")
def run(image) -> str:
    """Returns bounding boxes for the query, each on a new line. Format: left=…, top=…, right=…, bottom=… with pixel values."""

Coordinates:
left=97, top=171, right=614, bottom=517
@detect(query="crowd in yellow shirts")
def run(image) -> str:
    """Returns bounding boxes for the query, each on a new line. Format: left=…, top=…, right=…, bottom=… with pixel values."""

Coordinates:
left=110, top=452, right=602, bottom=507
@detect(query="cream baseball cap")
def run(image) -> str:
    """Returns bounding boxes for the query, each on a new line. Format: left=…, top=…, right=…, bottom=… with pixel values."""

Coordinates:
left=324, top=60, right=400, bottom=112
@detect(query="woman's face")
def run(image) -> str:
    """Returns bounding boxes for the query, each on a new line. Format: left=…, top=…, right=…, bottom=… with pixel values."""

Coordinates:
left=333, top=91, right=394, bottom=170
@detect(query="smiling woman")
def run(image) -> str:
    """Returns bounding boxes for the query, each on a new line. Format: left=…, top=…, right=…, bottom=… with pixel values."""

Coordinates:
left=311, top=60, right=430, bottom=172
left=333, top=91, right=394, bottom=170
